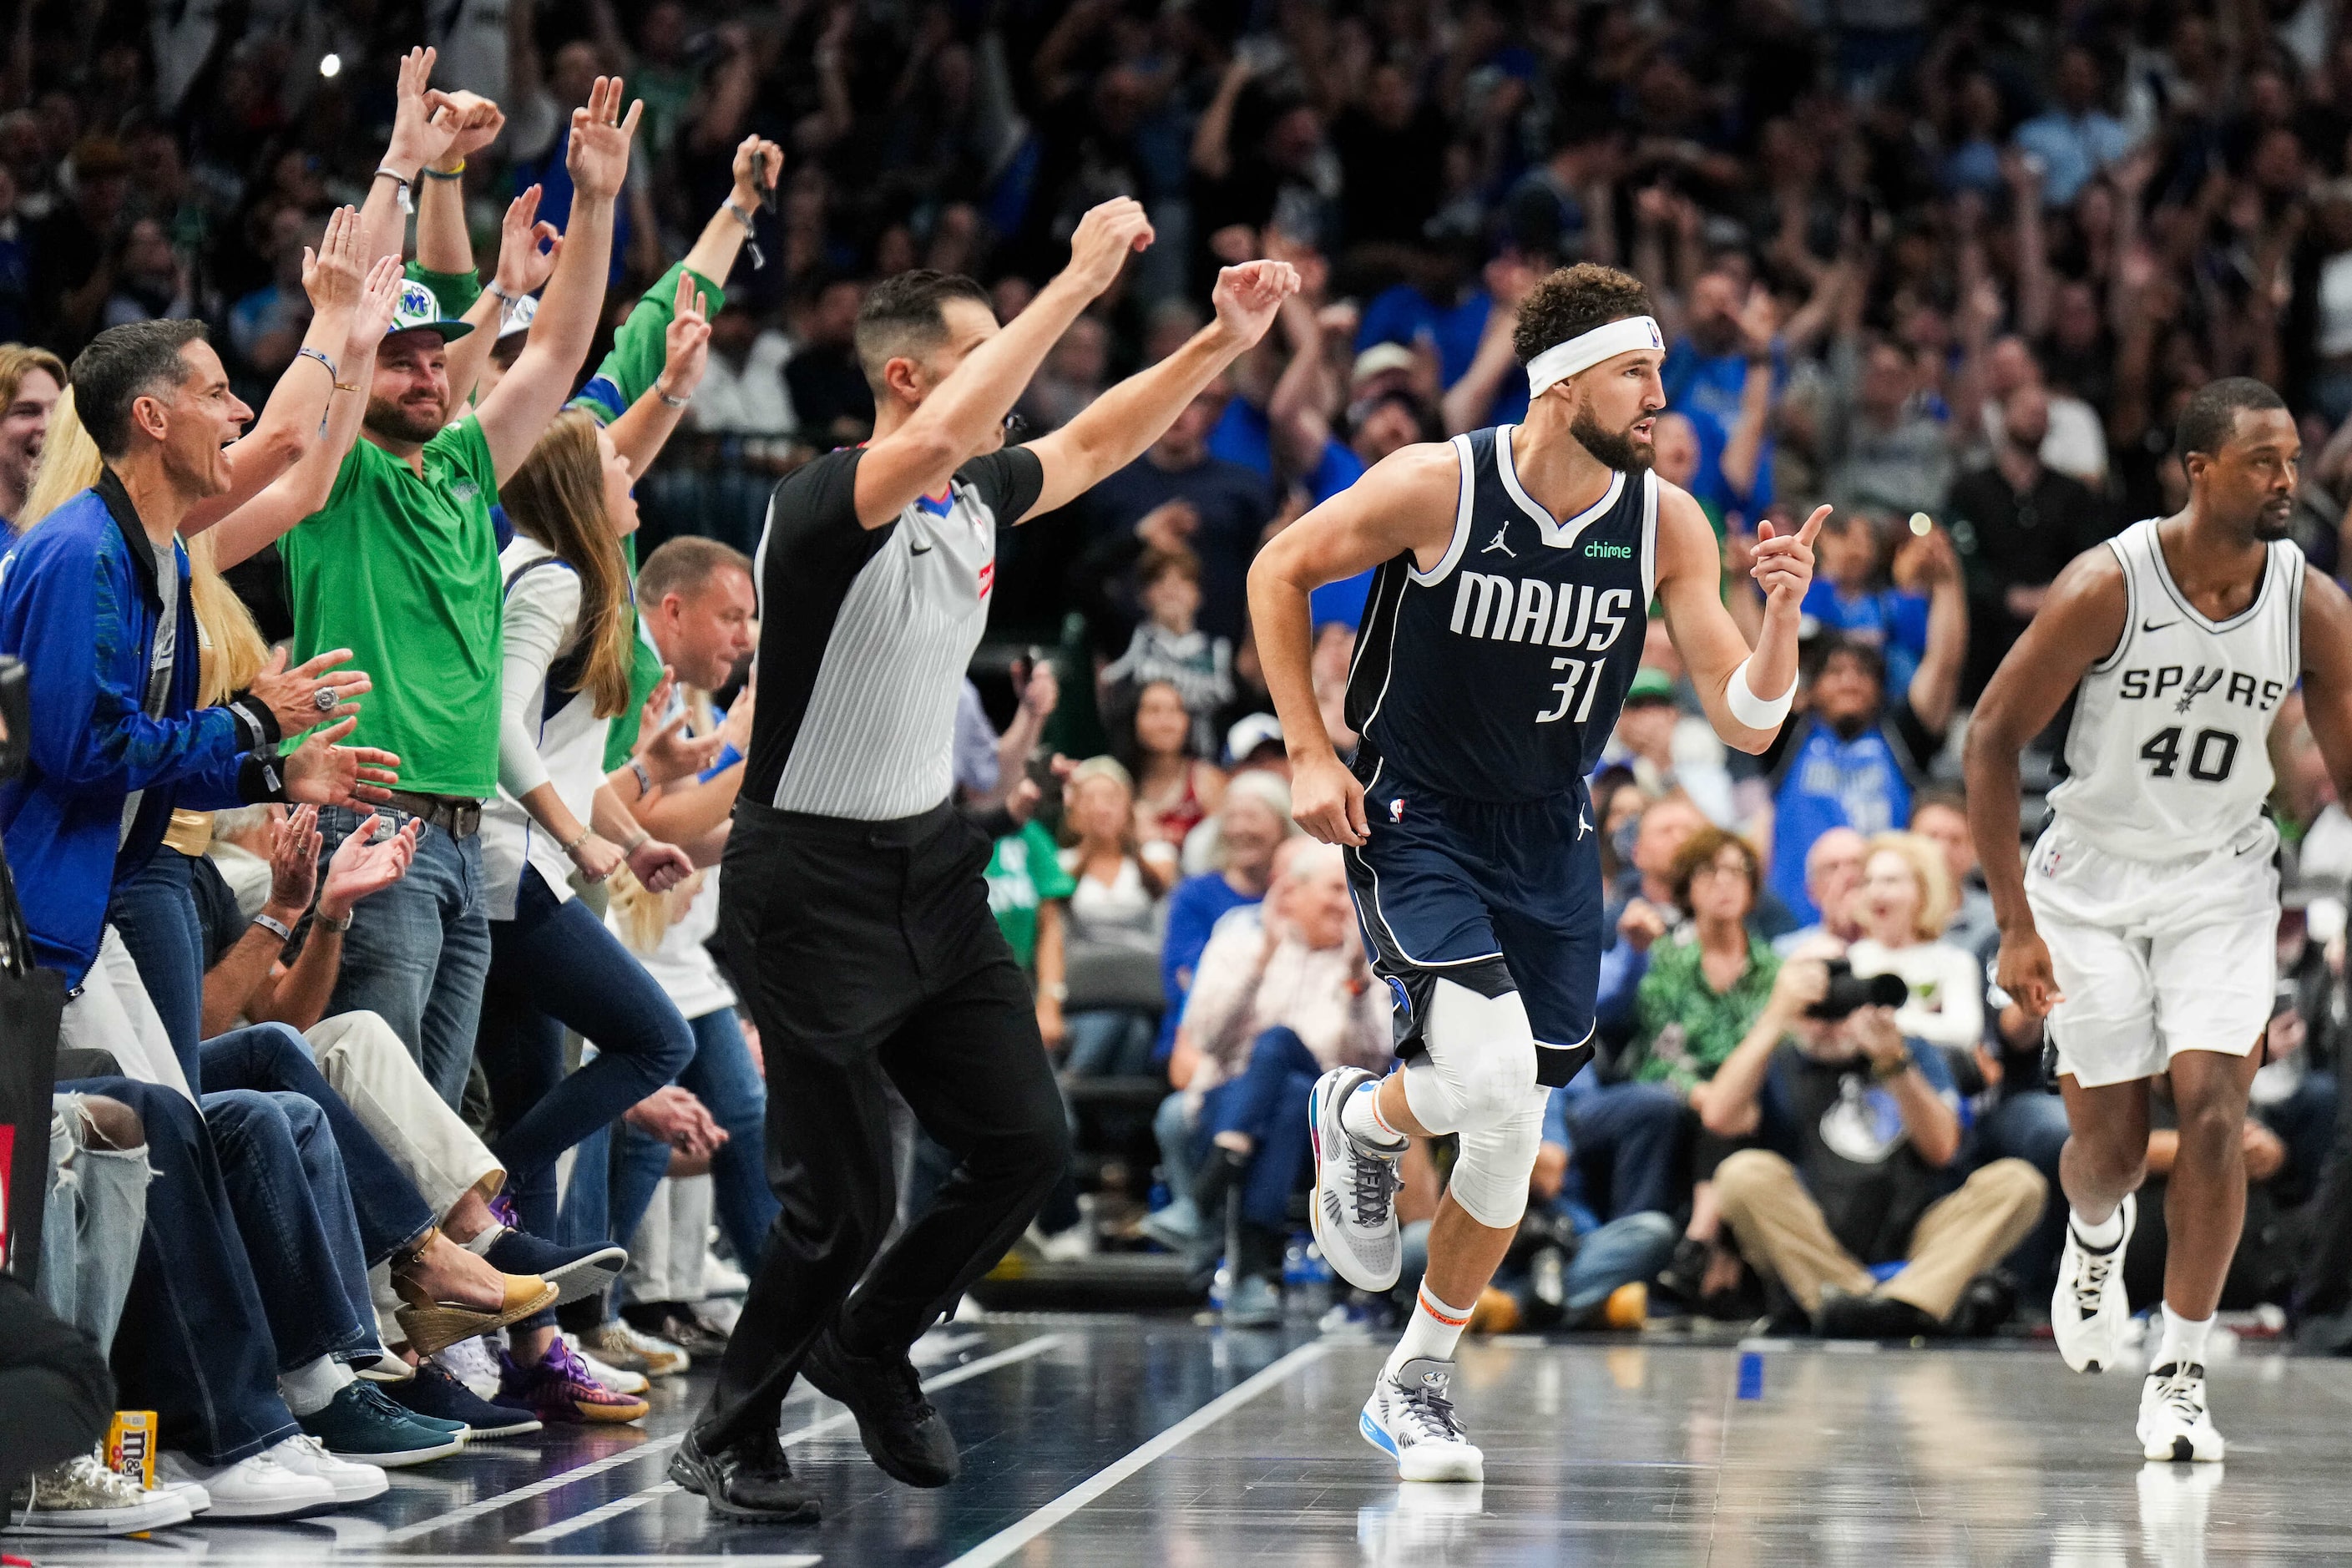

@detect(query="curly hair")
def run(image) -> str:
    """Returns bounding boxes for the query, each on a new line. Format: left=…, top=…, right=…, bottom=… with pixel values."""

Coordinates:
left=1512, top=264, right=1655, bottom=367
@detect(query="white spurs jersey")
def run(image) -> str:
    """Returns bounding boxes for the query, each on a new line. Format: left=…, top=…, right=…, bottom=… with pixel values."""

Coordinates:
left=2047, top=518, right=2305, bottom=862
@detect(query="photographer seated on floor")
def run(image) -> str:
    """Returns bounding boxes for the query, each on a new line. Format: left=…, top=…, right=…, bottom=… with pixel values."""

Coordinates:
left=1696, top=949, right=2048, bottom=1339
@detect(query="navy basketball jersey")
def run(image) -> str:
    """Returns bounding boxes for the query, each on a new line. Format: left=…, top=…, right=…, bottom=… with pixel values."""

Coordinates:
left=1345, top=425, right=1656, bottom=803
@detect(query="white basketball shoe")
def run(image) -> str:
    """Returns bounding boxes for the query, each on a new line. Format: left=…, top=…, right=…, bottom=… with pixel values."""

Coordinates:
left=1360, top=1358, right=1484, bottom=1482
left=2138, top=1361, right=2225, bottom=1463
left=1310, top=1068, right=1404, bottom=1292
left=2052, top=1193, right=2137, bottom=1373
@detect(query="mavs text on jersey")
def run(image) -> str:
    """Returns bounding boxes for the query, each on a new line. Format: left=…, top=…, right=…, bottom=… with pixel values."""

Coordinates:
left=1339, top=423, right=1657, bottom=1085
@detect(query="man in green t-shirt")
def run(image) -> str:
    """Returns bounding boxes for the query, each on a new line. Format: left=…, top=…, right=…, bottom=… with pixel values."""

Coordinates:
left=263, top=60, right=645, bottom=1104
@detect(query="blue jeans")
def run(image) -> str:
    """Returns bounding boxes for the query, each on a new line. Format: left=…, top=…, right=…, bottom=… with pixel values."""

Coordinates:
left=199, top=1023, right=436, bottom=1267
left=1563, top=1081, right=1687, bottom=1221
left=1064, top=1009, right=1156, bottom=1076
left=610, top=1007, right=777, bottom=1283
left=201, top=1086, right=380, bottom=1372
left=1198, top=1026, right=1318, bottom=1231
left=105, top=847, right=206, bottom=1090
left=42, top=1094, right=152, bottom=1358
left=59, top=1078, right=301, bottom=1465
left=316, top=804, right=493, bottom=1107
left=1980, top=1091, right=2071, bottom=1298
left=477, top=867, right=695, bottom=1241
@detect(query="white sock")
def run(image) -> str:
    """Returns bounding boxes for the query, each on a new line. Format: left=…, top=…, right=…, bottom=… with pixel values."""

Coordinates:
left=1340, top=1081, right=1407, bottom=1152
left=278, top=1354, right=356, bottom=1418
left=458, top=1222, right=508, bottom=1257
left=1383, top=1283, right=1475, bottom=1381
left=2071, top=1205, right=2124, bottom=1249
left=2156, top=1303, right=2214, bottom=1372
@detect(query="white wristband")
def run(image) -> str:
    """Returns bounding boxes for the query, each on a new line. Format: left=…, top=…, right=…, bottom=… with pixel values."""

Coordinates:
left=1725, top=655, right=1797, bottom=729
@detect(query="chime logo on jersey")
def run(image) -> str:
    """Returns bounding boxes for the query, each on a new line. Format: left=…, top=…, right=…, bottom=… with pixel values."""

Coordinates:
left=1448, top=577, right=1633, bottom=650
left=2113, top=664, right=2286, bottom=715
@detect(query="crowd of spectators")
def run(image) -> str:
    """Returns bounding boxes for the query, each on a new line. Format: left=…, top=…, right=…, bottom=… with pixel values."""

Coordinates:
left=20, top=0, right=2352, bottom=1535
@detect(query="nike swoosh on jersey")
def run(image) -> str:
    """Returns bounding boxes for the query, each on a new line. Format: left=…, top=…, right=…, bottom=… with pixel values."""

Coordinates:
left=2141, top=619, right=2176, bottom=633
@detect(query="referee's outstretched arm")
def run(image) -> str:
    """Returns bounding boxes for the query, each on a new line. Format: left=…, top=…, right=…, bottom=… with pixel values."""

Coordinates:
left=1014, top=259, right=1302, bottom=522
left=847, top=198, right=1297, bottom=529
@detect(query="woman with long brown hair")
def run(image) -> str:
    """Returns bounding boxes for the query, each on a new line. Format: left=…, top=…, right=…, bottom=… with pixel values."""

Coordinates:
left=470, top=408, right=706, bottom=1424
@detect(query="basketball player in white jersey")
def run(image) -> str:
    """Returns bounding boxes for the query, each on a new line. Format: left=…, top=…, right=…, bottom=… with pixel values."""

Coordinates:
left=1965, top=377, right=2352, bottom=1462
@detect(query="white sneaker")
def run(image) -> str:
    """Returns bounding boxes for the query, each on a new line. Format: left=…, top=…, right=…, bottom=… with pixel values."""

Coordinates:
left=433, top=1333, right=502, bottom=1398
left=562, top=1332, right=650, bottom=1394
left=2053, top=1193, right=2136, bottom=1373
left=2137, top=1362, right=2225, bottom=1462
left=3, top=1450, right=193, bottom=1535
left=157, top=1449, right=339, bottom=1520
left=1311, top=1067, right=1404, bottom=1292
left=151, top=1476, right=211, bottom=1515
left=1359, top=1358, right=1484, bottom=1482
left=266, top=1434, right=390, bottom=1505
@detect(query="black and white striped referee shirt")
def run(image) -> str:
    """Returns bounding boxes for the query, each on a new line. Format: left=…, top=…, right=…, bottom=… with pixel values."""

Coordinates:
left=742, top=444, right=1044, bottom=821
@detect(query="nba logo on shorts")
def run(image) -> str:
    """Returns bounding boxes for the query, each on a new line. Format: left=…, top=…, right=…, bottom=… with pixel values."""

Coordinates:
left=1390, top=797, right=1405, bottom=823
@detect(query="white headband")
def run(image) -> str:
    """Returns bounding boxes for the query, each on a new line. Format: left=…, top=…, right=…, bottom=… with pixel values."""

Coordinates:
left=1524, top=315, right=1665, bottom=398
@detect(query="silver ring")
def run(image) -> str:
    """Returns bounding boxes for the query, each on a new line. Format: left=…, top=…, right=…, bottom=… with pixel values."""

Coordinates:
left=312, top=687, right=339, bottom=713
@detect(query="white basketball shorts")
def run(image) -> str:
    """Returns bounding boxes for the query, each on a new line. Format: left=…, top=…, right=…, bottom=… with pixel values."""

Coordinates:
left=2024, top=817, right=2279, bottom=1089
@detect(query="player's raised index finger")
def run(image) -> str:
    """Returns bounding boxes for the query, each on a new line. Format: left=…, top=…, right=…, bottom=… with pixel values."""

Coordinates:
left=1796, top=505, right=1831, bottom=545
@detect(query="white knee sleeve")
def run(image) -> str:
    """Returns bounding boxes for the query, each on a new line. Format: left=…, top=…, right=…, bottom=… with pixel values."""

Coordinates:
left=1399, top=979, right=1538, bottom=1136
left=1449, top=1086, right=1550, bottom=1230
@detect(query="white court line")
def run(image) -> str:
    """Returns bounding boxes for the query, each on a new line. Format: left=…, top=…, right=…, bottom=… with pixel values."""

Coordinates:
left=938, top=1338, right=1333, bottom=1568
left=508, top=1333, right=1069, bottom=1545
left=387, top=1332, right=1054, bottom=1545
left=509, top=1481, right=682, bottom=1544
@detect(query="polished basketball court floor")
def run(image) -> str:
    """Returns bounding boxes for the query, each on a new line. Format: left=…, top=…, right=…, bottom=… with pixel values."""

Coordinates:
left=26, top=1316, right=2352, bottom=1565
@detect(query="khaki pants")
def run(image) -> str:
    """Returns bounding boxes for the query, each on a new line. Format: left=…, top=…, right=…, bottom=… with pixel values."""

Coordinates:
left=59, top=926, right=191, bottom=1100
left=1716, top=1149, right=2047, bottom=1321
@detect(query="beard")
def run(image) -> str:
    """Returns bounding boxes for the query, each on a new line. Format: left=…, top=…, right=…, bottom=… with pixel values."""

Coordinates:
left=2253, top=507, right=2294, bottom=543
left=1571, top=405, right=1656, bottom=473
left=366, top=393, right=445, bottom=445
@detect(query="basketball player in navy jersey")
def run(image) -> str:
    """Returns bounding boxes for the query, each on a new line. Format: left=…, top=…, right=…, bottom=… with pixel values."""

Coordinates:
left=1249, top=263, right=1821, bottom=1480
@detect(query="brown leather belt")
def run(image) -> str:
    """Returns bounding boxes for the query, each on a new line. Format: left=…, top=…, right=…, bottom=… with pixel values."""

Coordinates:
left=375, top=790, right=483, bottom=838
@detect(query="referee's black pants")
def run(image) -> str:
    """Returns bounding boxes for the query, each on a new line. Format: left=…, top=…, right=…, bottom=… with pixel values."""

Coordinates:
left=694, top=797, right=1070, bottom=1451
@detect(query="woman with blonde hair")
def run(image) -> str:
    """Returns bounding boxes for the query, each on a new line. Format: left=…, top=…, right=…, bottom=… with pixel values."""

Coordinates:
left=470, top=407, right=714, bottom=1423
left=1847, top=830, right=1985, bottom=1052
left=1058, top=755, right=1169, bottom=1078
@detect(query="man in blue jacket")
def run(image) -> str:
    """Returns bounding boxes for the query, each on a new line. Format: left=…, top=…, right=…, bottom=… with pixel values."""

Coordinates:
left=0, top=318, right=396, bottom=1076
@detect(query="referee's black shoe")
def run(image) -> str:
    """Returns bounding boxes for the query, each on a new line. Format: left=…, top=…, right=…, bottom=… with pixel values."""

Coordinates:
left=802, top=1328, right=959, bottom=1487
left=669, top=1425, right=821, bottom=1521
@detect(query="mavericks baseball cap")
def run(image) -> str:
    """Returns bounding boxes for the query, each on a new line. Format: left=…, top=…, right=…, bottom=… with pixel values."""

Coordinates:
left=385, top=279, right=476, bottom=341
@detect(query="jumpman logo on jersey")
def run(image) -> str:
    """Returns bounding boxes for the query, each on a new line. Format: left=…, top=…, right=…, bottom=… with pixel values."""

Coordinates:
left=1482, top=527, right=1515, bottom=559
left=1576, top=806, right=1591, bottom=839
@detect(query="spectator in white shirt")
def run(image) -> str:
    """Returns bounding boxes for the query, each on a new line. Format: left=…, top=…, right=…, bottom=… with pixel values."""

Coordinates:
left=1846, top=832, right=1986, bottom=1055
left=1057, top=756, right=1171, bottom=1078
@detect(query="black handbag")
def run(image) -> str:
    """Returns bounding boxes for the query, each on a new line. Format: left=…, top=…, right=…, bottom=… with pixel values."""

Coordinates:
left=0, top=654, right=63, bottom=1282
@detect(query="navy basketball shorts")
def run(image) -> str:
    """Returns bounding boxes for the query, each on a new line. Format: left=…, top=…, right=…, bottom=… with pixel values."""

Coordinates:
left=1342, top=770, right=1601, bottom=1089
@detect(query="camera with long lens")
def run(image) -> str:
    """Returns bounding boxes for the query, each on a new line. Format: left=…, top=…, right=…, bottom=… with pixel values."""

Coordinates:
left=1803, top=957, right=1909, bottom=1021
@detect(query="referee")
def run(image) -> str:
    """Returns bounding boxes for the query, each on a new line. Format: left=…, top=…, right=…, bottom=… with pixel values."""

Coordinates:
left=670, top=198, right=1298, bottom=1520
